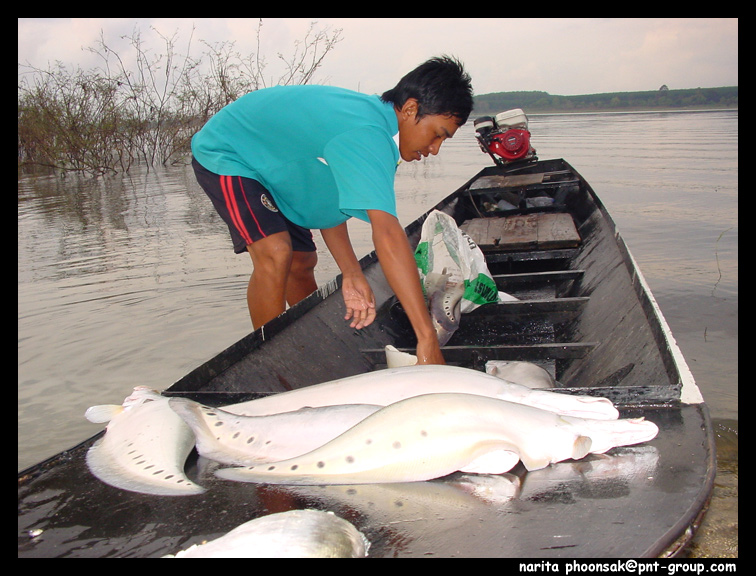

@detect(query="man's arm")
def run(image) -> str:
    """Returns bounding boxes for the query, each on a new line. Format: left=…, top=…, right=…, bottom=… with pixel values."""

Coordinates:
left=367, top=210, right=444, bottom=365
left=320, top=222, right=376, bottom=329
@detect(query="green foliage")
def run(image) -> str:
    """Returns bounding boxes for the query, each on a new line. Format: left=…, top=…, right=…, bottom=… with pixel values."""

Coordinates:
left=473, top=86, right=738, bottom=115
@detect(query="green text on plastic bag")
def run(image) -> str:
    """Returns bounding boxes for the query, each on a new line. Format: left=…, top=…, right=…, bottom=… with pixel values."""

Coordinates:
left=464, top=273, right=499, bottom=306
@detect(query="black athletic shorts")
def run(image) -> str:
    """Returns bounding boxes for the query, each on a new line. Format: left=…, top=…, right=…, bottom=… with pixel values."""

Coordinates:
left=192, top=157, right=316, bottom=254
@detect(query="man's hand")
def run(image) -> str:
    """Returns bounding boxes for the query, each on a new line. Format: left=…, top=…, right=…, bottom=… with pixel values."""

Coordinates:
left=342, top=272, right=376, bottom=329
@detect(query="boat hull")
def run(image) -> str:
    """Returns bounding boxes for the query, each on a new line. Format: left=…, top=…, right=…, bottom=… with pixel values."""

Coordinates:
left=18, top=158, right=714, bottom=558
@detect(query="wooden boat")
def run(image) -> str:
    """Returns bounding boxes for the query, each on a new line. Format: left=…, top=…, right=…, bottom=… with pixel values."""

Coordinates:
left=18, top=156, right=715, bottom=558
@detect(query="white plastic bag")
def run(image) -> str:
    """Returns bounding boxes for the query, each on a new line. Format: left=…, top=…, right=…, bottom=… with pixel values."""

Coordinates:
left=414, top=210, right=502, bottom=314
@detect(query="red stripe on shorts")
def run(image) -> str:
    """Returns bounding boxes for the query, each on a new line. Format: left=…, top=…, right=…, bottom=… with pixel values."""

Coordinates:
left=220, top=175, right=253, bottom=246
left=237, top=176, right=267, bottom=240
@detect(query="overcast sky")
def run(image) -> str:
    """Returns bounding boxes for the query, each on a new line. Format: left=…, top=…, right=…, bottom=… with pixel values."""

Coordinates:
left=18, top=18, right=738, bottom=96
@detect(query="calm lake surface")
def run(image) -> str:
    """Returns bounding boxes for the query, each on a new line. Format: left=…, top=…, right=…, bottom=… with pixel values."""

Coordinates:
left=18, top=109, right=737, bottom=556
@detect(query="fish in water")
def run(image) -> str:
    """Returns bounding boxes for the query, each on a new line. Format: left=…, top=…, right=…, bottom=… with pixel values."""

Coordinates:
left=85, top=387, right=205, bottom=496
left=215, top=392, right=658, bottom=486
left=168, top=398, right=381, bottom=466
left=223, top=365, right=619, bottom=421
left=485, top=360, right=556, bottom=389
left=163, top=509, right=369, bottom=558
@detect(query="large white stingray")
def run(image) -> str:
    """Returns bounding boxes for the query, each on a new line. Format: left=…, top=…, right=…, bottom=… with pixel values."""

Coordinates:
left=387, top=348, right=557, bottom=390
left=216, top=393, right=659, bottom=486
left=485, top=360, right=556, bottom=389
left=222, top=365, right=619, bottom=420
left=168, top=399, right=381, bottom=466
left=83, top=365, right=619, bottom=495
left=164, top=510, right=369, bottom=558
left=85, top=387, right=204, bottom=496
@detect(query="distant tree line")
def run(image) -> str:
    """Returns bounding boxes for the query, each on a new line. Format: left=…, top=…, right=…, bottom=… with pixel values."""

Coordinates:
left=18, top=21, right=342, bottom=176
left=473, top=86, right=738, bottom=115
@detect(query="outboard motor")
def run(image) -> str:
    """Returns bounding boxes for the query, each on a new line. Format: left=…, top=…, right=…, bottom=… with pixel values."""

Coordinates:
left=474, top=108, right=537, bottom=166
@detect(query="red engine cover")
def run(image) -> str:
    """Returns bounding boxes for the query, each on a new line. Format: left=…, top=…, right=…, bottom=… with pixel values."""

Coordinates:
left=488, top=129, right=531, bottom=160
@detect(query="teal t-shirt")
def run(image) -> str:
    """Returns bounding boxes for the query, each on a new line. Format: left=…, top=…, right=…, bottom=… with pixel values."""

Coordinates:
left=191, top=85, right=400, bottom=229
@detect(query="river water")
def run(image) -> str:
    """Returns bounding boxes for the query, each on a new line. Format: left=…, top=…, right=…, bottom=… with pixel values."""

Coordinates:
left=18, top=109, right=737, bottom=557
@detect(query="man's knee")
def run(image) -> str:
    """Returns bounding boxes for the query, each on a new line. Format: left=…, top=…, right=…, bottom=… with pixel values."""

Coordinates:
left=247, top=233, right=294, bottom=275
left=291, top=250, right=318, bottom=276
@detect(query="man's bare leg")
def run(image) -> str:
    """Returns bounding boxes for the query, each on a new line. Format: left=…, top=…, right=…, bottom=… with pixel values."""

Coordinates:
left=286, top=250, right=318, bottom=305
left=245, top=232, right=294, bottom=328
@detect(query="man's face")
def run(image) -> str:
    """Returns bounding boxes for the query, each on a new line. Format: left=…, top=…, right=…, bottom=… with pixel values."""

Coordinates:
left=396, top=98, right=461, bottom=162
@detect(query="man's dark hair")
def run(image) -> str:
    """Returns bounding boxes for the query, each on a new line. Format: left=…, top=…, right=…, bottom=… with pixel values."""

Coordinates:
left=381, top=56, right=473, bottom=125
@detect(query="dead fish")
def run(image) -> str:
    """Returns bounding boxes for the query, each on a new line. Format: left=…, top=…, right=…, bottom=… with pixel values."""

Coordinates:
left=168, top=398, right=381, bottom=466
left=425, top=271, right=465, bottom=345
left=85, top=387, right=204, bottom=496
left=485, top=360, right=556, bottom=389
left=216, top=393, right=658, bottom=486
left=83, top=364, right=617, bottom=495
left=164, top=509, right=369, bottom=558
left=224, top=365, right=619, bottom=421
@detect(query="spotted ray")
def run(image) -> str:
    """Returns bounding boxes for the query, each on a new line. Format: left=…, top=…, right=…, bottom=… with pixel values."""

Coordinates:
left=216, top=393, right=658, bottom=486
left=425, top=272, right=465, bottom=345
left=85, top=387, right=204, bottom=496
left=485, top=360, right=556, bottom=389
left=168, top=398, right=381, bottom=466
left=223, top=365, right=619, bottom=421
